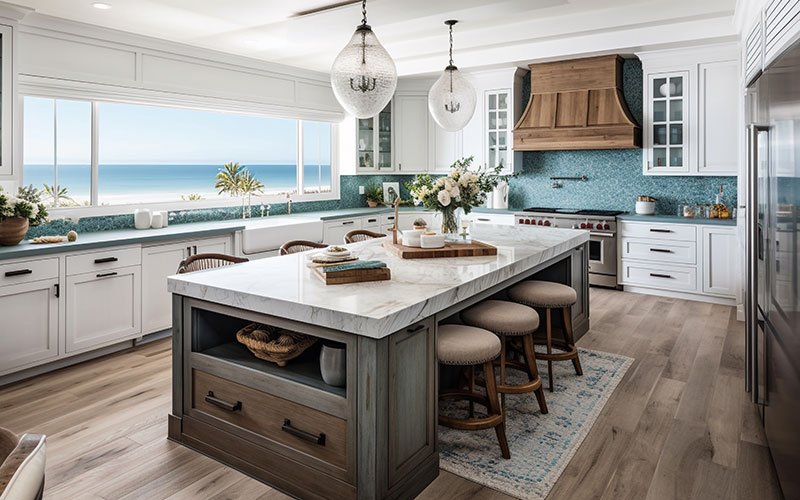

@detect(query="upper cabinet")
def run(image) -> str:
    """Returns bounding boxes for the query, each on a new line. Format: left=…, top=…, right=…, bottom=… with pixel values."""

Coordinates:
left=0, top=24, right=12, bottom=176
left=393, top=93, right=431, bottom=173
left=356, top=102, right=393, bottom=172
left=639, top=44, right=740, bottom=176
left=743, top=0, right=800, bottom=86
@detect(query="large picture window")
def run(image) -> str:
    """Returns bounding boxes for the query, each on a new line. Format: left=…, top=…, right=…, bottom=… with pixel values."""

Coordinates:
left=22, top=96, right=336, bottom=208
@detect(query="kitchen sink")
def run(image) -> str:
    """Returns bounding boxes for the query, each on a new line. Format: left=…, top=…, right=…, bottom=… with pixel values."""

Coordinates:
left=241, top=217, right=323, bottom=255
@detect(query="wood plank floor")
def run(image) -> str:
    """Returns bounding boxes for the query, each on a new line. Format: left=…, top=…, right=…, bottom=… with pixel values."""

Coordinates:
left=0, top=289, right=783, bottom=499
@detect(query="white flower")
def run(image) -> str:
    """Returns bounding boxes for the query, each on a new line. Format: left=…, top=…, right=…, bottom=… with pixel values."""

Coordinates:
left=449, top=185, right=460, bottom=200
left=443, top=178, right=455, bottom=191
left=437, top=189, right=451, bottom=207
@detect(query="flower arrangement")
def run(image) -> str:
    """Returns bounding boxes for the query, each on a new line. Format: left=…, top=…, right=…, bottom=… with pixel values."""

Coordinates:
left=406, top=157, right=505, bottom=234
left=0, top=185, right=49, bottom=245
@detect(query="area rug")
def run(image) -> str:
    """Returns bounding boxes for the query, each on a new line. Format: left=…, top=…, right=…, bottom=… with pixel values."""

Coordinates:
left=438, top=348, right=634, bottom=499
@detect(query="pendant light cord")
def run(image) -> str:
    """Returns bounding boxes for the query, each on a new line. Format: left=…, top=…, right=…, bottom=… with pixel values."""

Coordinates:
left=448, top=22, right=454, bottom=67
left=361, top=0, right=367, bottom=26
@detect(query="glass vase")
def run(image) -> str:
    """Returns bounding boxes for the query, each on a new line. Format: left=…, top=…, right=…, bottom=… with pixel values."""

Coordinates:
left=440, top=207, right=461, bottom=236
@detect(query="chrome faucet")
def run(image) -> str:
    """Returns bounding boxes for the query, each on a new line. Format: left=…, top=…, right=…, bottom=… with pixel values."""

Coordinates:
left=286, top=193, right=293, bottom=215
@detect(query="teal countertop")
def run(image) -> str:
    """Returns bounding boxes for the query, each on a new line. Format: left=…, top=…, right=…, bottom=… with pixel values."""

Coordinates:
left=617, top=214, right=737, bottom=226
left=0, top=220, right=246, bottom=261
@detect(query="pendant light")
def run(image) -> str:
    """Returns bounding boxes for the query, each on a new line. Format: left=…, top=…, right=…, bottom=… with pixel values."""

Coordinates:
left=330, top=0, right=397, bottom=119
left=428, top=20, right=476, bottom=132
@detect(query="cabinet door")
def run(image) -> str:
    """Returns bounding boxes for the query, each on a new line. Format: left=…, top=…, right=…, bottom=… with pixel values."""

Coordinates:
left=431, top=125, right=461, bottom=172
left=702, top=226, right=737, bottom=297
left=142, top=242, right=188, bottom=335
left=394, top=95, right=430, bottom=172
left=571, top=244, right=589, bottom=332
left=764, top=0, right=800, bottom=67
left=0, top=25, right=11, bottom=176
left=486, top=90, right=512, bottom=172
left=323, top=219, right=361, bottom=245
left=0, top=279, right=59, bottom=374
left=193, top=236, right=231, bottom=255
left=645, top=71, right=690, bottom=174
left=698, top=60, right=739, bottom=175
left=66, top=266, right=141, bottom=352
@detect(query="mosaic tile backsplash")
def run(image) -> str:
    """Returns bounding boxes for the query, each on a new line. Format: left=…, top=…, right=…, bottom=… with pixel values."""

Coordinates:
left=27, top=58, right=737, bottom=237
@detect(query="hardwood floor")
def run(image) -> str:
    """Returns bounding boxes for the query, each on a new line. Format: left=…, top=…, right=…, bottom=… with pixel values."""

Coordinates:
left=0, top=289, right=782, bottom=499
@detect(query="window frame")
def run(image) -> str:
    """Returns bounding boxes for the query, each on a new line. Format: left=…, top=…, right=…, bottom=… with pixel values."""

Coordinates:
left=20, top=93, right=340, bottom=217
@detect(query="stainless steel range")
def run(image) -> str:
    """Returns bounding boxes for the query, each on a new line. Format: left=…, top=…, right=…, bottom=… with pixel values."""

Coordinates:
left=514, top=207, right=625, bottom=288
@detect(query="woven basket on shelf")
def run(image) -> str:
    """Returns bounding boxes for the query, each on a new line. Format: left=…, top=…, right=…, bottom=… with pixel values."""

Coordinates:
left=235, top=323, right=317, bottom=367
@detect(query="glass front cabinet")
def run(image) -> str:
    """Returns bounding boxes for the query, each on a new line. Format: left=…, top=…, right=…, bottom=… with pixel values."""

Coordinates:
left=356, top=101, right=393, bottom=172
left=645, top=71, right=689, bottom=174
left=486, top=89, right=512, bottom=172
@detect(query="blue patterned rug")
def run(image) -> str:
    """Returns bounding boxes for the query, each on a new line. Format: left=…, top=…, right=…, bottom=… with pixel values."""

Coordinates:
left=439, top=348, right=634, bottom=499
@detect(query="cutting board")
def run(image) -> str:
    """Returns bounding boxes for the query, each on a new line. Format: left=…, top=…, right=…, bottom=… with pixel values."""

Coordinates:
left=382, top=240, right=498, bottom=259
left=313, top=266, right=391, bottom=285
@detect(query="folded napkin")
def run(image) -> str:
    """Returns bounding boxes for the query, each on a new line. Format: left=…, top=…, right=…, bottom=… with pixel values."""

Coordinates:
left=321, top=260, right=387, bottom=273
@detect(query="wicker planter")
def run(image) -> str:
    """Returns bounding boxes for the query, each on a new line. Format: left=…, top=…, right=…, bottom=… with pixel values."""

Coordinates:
left=236, top=323, right=316, bottom=367
left=0, top=217, right=29, bottom=246
left=367, top=200, right=379, bottom=208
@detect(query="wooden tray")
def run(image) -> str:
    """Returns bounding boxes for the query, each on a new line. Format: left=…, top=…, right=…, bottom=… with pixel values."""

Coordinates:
left=313, top=266, right=391, bottom=285
left=382, top=240, right=498, bottom=259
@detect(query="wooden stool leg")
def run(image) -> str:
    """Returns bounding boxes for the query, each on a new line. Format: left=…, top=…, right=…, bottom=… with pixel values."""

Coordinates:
left=545, top=308, right=554, bottom=392
left=483, top=360, right=510, bottom=459
left=468, top=365, right=475, bottom=418
left=499, top=335, right=507, bottom=414
left=522, top=333, right=548, bottom=414
left=563, top=306, right=583, bottom=376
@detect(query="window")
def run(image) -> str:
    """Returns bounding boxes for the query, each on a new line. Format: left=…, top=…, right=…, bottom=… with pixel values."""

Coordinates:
left=22, top=97, right=336, bottom=208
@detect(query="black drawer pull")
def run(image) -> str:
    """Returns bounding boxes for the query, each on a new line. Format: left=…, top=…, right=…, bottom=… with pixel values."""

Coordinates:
left=94, top=257, right=119, bottom=264
left=342, top=221, right=355, bottom=225
left=4, top=269, right=32, bottom=277
left=282, top=419, right=326, bottom=446
left=367, top=218, right=377, bottom=223
left=477, top=218, right=491, bottom=222
left=649, top=273, right=672, bottom=279
left=407, top=324, right=425, bottom=333
left=205, top=391, right=242, bottom=412
left=649, top=248, right=672, bottom=253
left=649, top=228, right=672, bottom=233
left=96, top=272, right=118, bottom=278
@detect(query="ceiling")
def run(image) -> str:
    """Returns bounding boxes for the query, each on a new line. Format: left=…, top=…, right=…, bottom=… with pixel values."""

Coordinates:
left=12, top=0, right=739, bottom=76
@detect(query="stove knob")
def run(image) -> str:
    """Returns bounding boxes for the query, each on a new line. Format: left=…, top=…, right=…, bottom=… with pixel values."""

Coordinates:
left=524, top=219, right=532, bottom=225
left=537, top=220, right=544, bottom=225
left=519, top=218, right=525, bottom=224
left=579, top=223, right=586, bottom=229
left=572, top=224, right=579, bottom=229
left=544, top=220, right=551, bottom=226
left=604, top=223, right=611, bottom=230
left=586, top=222, right=594, bottom=229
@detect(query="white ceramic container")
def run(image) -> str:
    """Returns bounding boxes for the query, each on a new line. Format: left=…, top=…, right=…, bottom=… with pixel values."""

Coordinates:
left=134, top=209, right=151, bottom=230
left=635, top=201, right=656, bottom=215
left=159, top=211, right=169, bottom=227
left=150, top=212, right=164, bottom=229
left=401, top=229, right=423, bottom=248
left=420, top=233, right=446, bottom=249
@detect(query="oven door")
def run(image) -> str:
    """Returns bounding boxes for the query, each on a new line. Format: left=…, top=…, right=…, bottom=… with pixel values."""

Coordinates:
left=588, top=231, right=617, bottom=277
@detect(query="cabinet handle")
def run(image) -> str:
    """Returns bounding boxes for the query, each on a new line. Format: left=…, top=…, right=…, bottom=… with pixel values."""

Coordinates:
left=54, top=284, right=60, bottom=298
left=342, top=221, right=355, bottom=225
left=477, top=218, right=491, bottom=222
left=282, top=419, right=326, bottom=446
left=649, top=228, right=671, bottom=233
left=193, top=246, right=198, bottom=254
left=649, top=248, right=672, bottom=253
left=205, top=391, right=242, bottom=412
left=96, top=272, right=118, bottom=278
left=406, top=324, right=425, bottom=333
left=94, top=257, right=119, bottom=264
left=4, top=269, right=32, bottom=277
left=649, top=273, right=672, bottom=279
left=368, top=218, right=377, bottom=223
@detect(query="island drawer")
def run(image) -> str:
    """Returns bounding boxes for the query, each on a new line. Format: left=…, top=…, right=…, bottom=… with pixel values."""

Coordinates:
left=66, top=246, right=141, bottom=276
left=620, top=261, right=697, bottom=292
left=620, top=222, right=696, bottom=242
left=620, top=238, right=697, bottom=265
left=0, top=257, right=58, bottom=287
left=189, top=368, right=350, bottom=479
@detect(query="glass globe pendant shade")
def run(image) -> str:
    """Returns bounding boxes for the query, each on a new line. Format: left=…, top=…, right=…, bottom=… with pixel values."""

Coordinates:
left=331, top=25, right=397, bottom=119
left=428, top=66, right=476, bottom=132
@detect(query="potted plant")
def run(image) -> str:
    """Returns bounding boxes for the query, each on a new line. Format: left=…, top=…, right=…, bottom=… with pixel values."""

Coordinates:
left=365, top=184, right=383, bottom=208
left=405, top=157, right=503, bottom=235
left=0, top=185, right=49, bottom=246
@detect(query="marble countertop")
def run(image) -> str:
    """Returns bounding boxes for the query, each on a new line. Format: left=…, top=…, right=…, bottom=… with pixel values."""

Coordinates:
left=0, top=220, right=246, bottom=261
left=168, top=224, right=588, bottom=339
left=617, top=214, right=737, bottom=226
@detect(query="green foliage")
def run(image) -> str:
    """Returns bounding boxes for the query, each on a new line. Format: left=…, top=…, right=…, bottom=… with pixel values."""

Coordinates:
left=0, top=185, right=49, bottom=226
left=365, top=184, right=384, bottom=203
left=41, top=184, right=76, bottom=207
left=181, top=193, right=204, bottom=201
left=239, top=170, right=265, bottom=197
left=215, top=162, right=246, bottom=197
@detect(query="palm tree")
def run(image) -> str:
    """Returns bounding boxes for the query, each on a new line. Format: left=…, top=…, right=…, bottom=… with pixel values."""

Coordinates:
left=239, top=170, right=265, bottom=218
left=41, top=184, right=75, bottom=207
left=214, top=162, right=245, bottom=197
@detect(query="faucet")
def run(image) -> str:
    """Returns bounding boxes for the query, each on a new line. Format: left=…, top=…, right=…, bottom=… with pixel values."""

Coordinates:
left=286, top=193, right=293, bottom=215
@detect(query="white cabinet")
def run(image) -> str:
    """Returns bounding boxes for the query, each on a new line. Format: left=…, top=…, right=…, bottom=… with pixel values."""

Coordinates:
left=323, top=218, right=361, bottom=245
left=193, top=236, right=231, bottom=255
left=0, top=24, right=13, bottom=176
left=471, top=213, right=515, bottom=226
left=65, top=265, right=141, bottom=353
left=397, top=211, right=442, bottom=231
left=356, top=101, right=393, bottom=172
left=142, top=242, right=188, bottom=335
left=701, top=226, right=737, bottom=297
left=431, top=125, right=460, bottom=172
left=0, top=278, right=59, bottom=374
left=394, top=94, right=430, bottom=172
left=639, top=44, right=740, bottom=176
left=745, top=16, right=764, bottom=86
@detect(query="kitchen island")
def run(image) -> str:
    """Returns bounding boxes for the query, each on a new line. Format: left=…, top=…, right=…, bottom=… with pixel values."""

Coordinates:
left=167, top=224, right=589, bottom=500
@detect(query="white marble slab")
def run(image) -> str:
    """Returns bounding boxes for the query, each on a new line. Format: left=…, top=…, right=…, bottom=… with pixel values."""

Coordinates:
left=168, top=225, right=589, bottom=338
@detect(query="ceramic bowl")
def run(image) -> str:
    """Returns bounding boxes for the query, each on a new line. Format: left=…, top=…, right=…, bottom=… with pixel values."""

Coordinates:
left=635, top=201, right=656, bottom=215
left=420, top=233, right=446, bottom=249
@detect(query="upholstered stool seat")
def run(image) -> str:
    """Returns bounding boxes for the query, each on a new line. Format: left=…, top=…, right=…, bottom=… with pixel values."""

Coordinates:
left=0, top=427, right=46, bottom=500
left=508, top=280, right=583, bottom=392
left=461, top=301, right=548, bottom=415
left=438, top=324, right=509, bottom=459
left=460, top=300, right=540, bottom=336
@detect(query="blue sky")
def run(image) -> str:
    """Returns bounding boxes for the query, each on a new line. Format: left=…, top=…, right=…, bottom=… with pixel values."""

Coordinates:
left=23, top=97, right=329, bottom=165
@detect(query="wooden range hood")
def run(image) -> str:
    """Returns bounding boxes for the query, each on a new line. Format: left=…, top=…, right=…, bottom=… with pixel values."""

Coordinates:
left=513, top=55, right=641, bottom=151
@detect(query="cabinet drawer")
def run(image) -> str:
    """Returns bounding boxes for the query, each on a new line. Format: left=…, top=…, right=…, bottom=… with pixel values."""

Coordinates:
left=621, top=238, right=697, bottom=265
left=362, top=215, right=381, bottom=228
left=380, top=213, right=397, bottom=226
left=67, top=246, right=141, bottom=276
left=190, top=369, right=349, bottom=475
left=0, top=258, right=58, bottom=287
left=472, top=213, right=515, bottom=225
left=620, top=261, right=697, bottom=292
left=620, top=222, right=696, bottom=242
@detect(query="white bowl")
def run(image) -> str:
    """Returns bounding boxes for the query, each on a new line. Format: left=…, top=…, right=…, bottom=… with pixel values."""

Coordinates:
left=635, top=201, right=656, bottom=215
left=420, top=233, right=446, bottom=249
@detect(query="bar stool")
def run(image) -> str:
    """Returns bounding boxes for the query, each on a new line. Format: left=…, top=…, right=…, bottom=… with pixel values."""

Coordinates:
left=461, top=300, right=548, bottom=415
left=437, top=324, right=510, bottom=459
left=508, top=280, right=582, bottom=392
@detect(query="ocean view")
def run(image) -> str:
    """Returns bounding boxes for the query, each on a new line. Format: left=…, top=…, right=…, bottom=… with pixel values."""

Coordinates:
left=23, top=164, right=332, bottom=204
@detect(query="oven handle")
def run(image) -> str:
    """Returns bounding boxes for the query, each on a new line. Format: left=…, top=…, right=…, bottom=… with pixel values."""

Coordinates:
left=589, top=231, right=615, bottom=238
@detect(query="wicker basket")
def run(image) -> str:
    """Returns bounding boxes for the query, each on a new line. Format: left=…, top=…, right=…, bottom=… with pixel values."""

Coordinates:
left=235, top=323, right=317, bottom=367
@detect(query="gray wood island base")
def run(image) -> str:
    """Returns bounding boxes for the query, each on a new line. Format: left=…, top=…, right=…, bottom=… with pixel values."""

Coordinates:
left=167, top=225, right=589, bottom=499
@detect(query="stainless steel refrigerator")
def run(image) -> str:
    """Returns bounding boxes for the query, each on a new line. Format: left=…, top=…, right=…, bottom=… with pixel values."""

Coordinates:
left=746, top=40, right=800, bottom=500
